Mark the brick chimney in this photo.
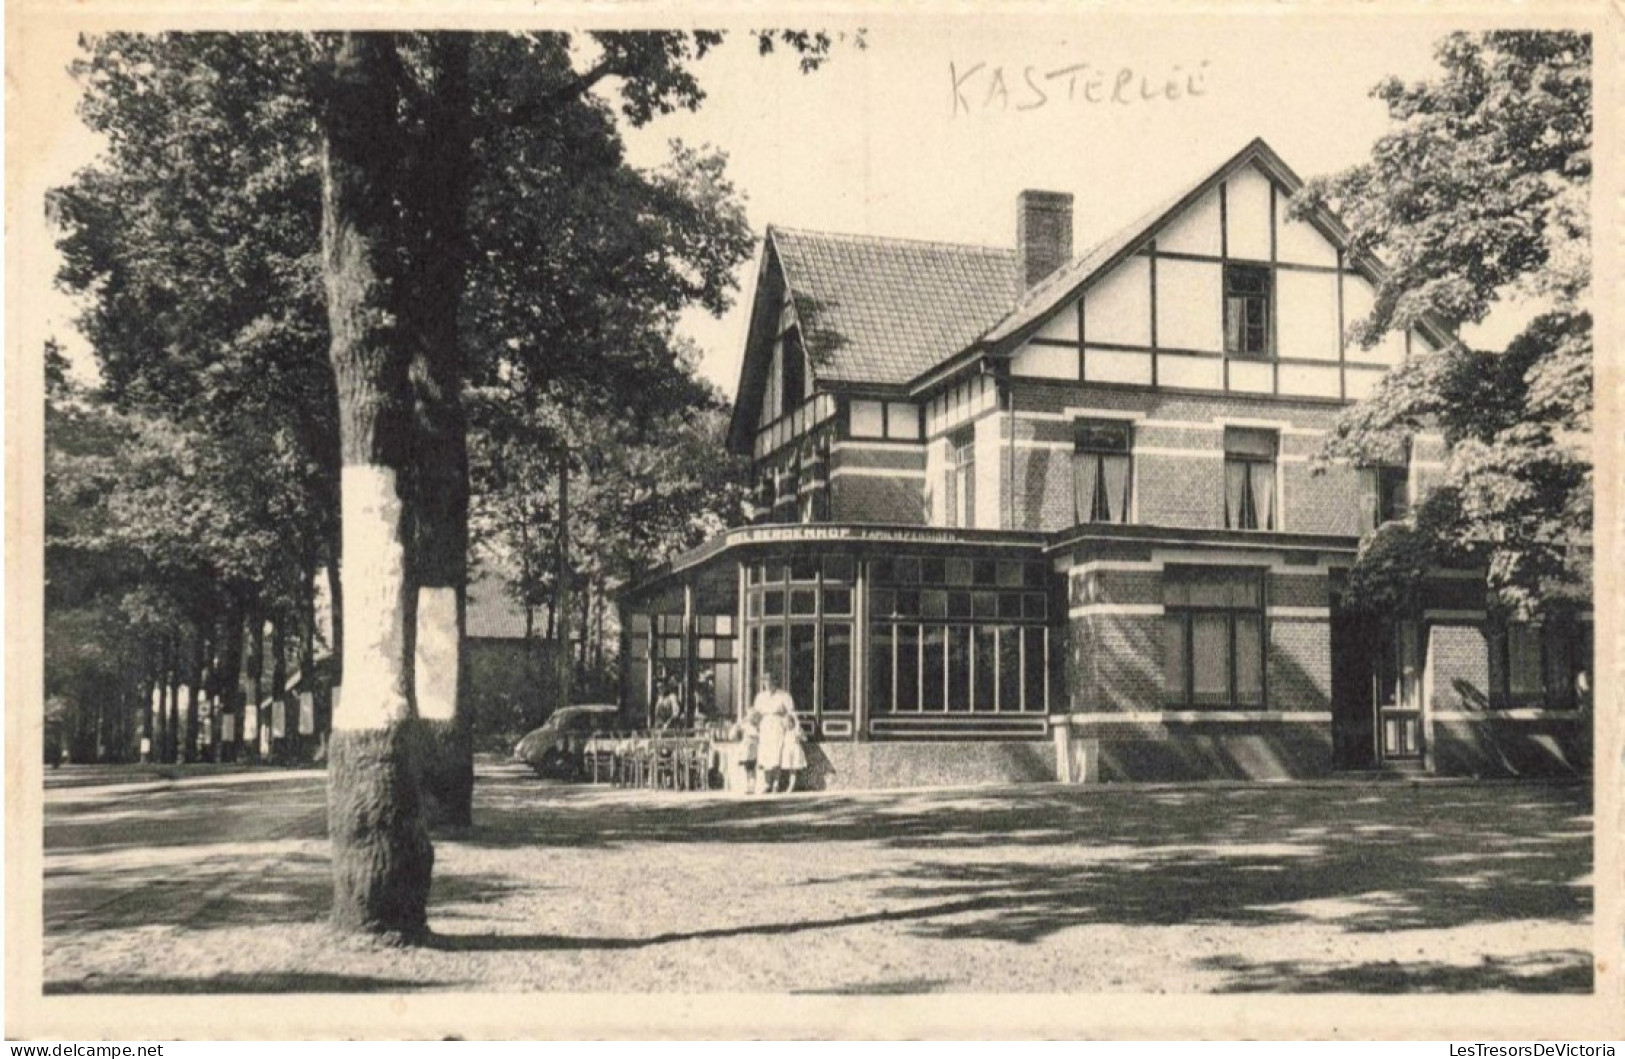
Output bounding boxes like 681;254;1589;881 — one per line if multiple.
1017;189;1074;292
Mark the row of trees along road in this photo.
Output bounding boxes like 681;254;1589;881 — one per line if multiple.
48;29;858;938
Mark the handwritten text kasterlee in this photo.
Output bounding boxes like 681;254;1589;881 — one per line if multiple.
951;60;1212;115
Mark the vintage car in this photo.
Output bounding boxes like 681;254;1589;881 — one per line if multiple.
512;703;622;778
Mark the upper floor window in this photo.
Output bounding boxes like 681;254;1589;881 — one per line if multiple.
1074;419;1132;524
947;429;975;529
1224;427;1277;531
1224;264;1272;358
1358;444;1412;533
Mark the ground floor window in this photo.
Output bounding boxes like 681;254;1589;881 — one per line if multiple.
1163;566;1265;708
743;554;856;717
1492;615;1591;709
870;622;1047;713
868;553;1050;714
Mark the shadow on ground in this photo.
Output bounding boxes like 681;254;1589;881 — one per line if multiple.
44;767;1594;993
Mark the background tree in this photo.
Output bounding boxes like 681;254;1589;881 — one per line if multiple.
51;33;336;765
1295;30;1591;619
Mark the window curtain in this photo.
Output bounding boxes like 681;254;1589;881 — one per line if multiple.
1248;460;1275;530
1101;454;1131;523
1225;298;1245;352
1225;460;1249;528
1074;453;1100;524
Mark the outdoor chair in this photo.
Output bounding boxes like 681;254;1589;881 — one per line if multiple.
586;732;617;784
682;739;711;790
651;737;681;790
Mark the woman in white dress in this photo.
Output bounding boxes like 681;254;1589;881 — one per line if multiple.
748;672;802;794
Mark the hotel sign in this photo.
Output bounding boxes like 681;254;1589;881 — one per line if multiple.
730;525;1039;548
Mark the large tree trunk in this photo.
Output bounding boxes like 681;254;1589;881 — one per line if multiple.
320;31;433;940
407;34;475;829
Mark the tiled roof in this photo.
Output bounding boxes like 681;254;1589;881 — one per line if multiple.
771;227;1017;386
466;569;531;640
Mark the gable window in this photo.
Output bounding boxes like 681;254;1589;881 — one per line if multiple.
780;329;806;416
1163;566;1265;708
1073;419;1133;524
1224;264;1272;357
947;429;975;529
1224;427;1277;530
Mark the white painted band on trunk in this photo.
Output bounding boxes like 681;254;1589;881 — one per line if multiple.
334;464;411;731
415;586;460;722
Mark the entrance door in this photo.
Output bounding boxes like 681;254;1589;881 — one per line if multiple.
1329;603;1380;770
1331;601;1423;769
1376;621;1423;763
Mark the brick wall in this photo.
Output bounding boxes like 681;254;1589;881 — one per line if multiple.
1267;571;1330;608
1004;380;1360;537
829;441;927;523
1282;461;1361;535
1067;612;1164;712
1070;569;1162;607
830;474;928;524
1268;619;1331;709
1429;623;1491;710
1137;453;1225;527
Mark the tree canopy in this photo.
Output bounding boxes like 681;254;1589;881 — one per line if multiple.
1295;30;1592;617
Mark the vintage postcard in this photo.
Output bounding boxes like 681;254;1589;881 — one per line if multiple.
6;0;1621;1040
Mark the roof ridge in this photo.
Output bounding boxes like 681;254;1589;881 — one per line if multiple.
770;224;1013;257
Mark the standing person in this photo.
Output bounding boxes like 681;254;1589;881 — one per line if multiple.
653;682;681;730
777;698;809;793
749;671;795;795
732;706;760;794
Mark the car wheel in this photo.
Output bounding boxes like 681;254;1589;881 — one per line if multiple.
536;748;576;780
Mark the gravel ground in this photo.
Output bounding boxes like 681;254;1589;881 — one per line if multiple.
43;762;1593;994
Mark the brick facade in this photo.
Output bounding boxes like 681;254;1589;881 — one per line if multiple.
1268;619;1331;710
1067;612;1164;713
1003;380;1365;537
1428;623;1491;711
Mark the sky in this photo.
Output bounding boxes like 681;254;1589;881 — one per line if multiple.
14;12;1519;397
